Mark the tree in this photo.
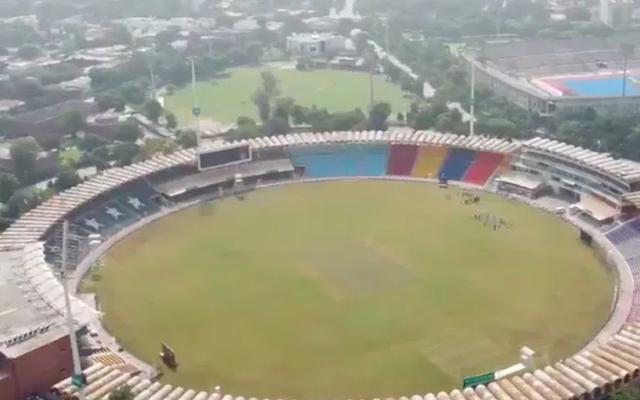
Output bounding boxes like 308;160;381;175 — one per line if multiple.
397;112;405;123
79;134;107;152
413;108;437;129
0;173;19;204
12;77;43;99
17;44;41;60
10;137;41;185
53;166;81;192
368;102;392;131
165;112;177;129
144;99;163;123
435;109;466;134
260;70;280;98
565;6;591;22
273;97;295;120
139;138;178;160
109;385;135;400
61;111;85;136
478;118;518;138
116;119;141;142
228;116;261;140
97;93;126;112
264;117;290;136
291;105;308;125
120;82;146;104
108;25;132;45
176;130;197;148
4;190;43;219
113;142;140;166
253;89;271;122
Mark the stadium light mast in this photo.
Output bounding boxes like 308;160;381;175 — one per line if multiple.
470;60;476;136
496;0;507;38
149;62;157;100
366;46;377;107
61;220;86;400
384;11;390;54
189;57;201;149
621;43;635;97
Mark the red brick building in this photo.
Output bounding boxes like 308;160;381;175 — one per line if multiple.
0;327;73;400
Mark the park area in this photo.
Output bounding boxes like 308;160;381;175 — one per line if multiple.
163;67;411;125
92;181;613;399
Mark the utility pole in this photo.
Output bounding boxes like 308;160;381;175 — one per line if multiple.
470;61;476;136
190;58;201;149
369;53;376;107
496;0;507;38
621;43;634;97
149;62;157;100
61;221;85;400
384;13;390;54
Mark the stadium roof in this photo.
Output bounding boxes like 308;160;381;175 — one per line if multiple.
156;158;294;197
523;137;640;183
11;99;96;124
480;34;640;63
0;149;197;251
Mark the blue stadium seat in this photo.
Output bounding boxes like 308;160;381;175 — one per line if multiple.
438;149;476;181
289;144;389;178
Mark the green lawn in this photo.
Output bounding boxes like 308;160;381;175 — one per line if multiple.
163;67;411;124
96;181;613;399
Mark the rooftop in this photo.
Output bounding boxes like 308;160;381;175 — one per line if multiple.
523;137;640;183
12;99;96;124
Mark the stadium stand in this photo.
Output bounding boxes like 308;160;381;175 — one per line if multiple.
412;145;448;178
513;138;640;217
606;217;640;320
465;34;640;115
439;149;477;181
463;152;505;185
289;144;388;178
387;144;418;176
8;130;640;400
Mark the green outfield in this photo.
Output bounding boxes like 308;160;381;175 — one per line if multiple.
163;67;411;124
95;181;613;399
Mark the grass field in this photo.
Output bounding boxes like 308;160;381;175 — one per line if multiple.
96;181;614;399
163;67;411;124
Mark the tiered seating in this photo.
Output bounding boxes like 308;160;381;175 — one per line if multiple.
411;146;448;178
42;182;165;267
438;148;477;181
15;131;640;400
606;217;640;320
289;144;388;178
463;152;505;185
386;144;418;176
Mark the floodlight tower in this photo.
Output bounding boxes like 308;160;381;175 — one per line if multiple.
470;60;476;136
61;220;85;400
365;46;377;107
496;0;507;38
149;62;157;100
621;43;635;97
384;9;390;54
189;57;202;149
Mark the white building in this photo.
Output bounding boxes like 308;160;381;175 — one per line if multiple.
286;33;347;56
600;0;633;28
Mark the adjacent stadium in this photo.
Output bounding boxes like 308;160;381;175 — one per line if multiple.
5;130;640;400
466;34;640;114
